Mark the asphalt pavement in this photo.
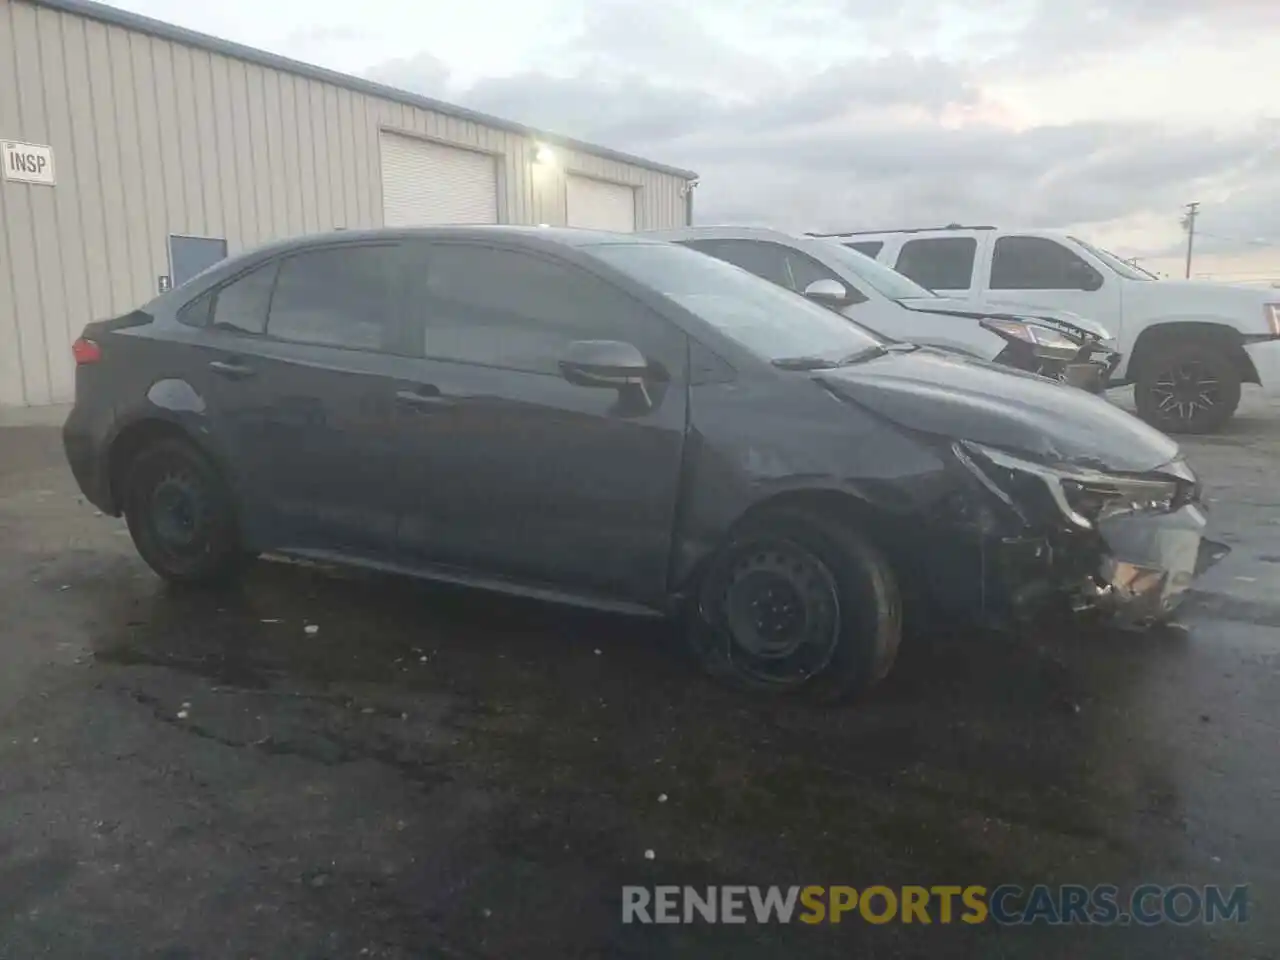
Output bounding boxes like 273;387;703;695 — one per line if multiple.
0;391;1277;959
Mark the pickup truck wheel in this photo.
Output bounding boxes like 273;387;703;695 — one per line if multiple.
122;438;246;585
687;508;902;703
1134;340;1241;434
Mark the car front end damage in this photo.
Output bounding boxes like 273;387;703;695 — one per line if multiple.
810;345;1223;629
980;318;1121;393
897;298;1122;392
946;441;1225;628
1057;346;1122;393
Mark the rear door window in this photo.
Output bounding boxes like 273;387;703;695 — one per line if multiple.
266;245;398;351
894;237;977;290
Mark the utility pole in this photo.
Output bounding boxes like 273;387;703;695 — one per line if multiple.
1182;201;1200;279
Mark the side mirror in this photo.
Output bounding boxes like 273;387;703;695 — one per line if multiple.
1071;263;1104;292
559;339;650;388
803;278;853;308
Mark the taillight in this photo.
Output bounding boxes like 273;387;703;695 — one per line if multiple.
72;337;102;365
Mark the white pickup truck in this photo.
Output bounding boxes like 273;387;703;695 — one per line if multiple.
810;225;1280;433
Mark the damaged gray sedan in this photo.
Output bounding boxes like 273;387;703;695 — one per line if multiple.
64;228;1223;704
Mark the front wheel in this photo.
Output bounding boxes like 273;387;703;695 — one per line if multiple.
122;438;247;585
1133;340;1242;434
687;508;902;703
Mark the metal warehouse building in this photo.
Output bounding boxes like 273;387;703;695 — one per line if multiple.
0;0;698;408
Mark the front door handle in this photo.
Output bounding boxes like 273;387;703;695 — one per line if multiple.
395;388;455;411
209;359;256;380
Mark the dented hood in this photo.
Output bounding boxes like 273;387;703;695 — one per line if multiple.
818;347;1180;472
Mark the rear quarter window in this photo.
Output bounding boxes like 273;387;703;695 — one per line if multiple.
177;292;214;328
844;241;884;258
209;262;278;336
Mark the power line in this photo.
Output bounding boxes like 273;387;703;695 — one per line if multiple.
1196;232;1280;249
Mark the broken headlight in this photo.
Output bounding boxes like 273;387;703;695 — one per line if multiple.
955;441;1190;529
979;318;1082;361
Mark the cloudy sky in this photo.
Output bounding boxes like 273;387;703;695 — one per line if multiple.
116;0;1280;281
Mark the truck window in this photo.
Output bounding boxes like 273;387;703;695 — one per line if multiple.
990;236;1104;290
894;237;976;290
844;241;883;258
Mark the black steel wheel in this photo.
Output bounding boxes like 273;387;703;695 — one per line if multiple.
1134;340;1241;434
123;437;246;584
688;508;901;703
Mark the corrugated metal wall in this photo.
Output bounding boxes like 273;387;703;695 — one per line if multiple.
0;0;691;406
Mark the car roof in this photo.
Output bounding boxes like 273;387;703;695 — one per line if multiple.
640;225;805;244
805;226;1086;243
640;224;893;265
241;225;666;259
806;225;998;238
151;226;673;310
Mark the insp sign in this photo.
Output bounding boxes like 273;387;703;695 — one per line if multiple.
2;140;56;185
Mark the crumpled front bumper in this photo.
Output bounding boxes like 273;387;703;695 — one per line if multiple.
920;444;1223;630
1050;346;1123;393
1061;361;1110;393
1079;504;1227;626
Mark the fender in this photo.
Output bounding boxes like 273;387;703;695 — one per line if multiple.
1119;317;1258;381
667;407;956;599
102;379;242;514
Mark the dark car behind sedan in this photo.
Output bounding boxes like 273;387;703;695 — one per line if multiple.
65;227;1220;702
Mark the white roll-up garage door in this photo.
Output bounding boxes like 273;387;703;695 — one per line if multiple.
566;175;636;232
380;132;499;226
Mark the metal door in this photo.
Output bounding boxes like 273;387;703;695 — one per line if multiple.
170;235;228;287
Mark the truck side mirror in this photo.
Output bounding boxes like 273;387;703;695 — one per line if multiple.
1072;263;1104;292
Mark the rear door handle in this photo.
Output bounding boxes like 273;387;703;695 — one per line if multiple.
209;359;256;380
395;388;455;411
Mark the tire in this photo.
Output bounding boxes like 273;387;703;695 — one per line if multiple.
1133;339;1242;434
122;437;246;585
687;508;902;703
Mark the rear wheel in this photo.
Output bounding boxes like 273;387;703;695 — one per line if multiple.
687;508;902;703
122;438;246;585
1134;339;1241;434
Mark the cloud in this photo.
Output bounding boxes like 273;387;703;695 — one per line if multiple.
365;51;452;98
362;0;1280;259
283;23;368;47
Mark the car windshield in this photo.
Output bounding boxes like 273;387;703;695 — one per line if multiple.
586;242;887;363
1070;237;1158;280
814;241;939;299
